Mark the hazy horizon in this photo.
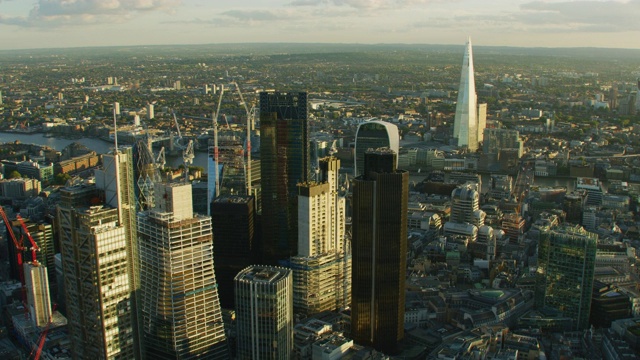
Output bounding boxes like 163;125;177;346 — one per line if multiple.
1;0;639;51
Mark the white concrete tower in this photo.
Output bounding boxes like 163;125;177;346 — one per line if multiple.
453;38;478;151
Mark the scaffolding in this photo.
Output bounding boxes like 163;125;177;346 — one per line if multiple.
138;210;228;359
290;253;351;317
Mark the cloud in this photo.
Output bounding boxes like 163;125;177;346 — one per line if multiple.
519;0;640;32
409;0;640;34
288;0;445;10
219;10;287;22
0;0;181;27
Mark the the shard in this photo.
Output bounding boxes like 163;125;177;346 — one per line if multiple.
453;37;479;151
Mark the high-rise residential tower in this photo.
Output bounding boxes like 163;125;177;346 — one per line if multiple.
138;182;228;359
235;265;293;360
351;148;408;355
23;262;52;328
290;157;350;316
57;185;137;359
453;38;486;151
260;91;310;264
536;224;597;330
354;120;399;177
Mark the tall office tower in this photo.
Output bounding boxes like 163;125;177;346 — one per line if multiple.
138;182;228;359
146;103;154;120
352;149;408;355
210;195;256;309
536;224;597;330
57;187;136;359
0;90;3;105
291;157;350;316
114;102;120;115
453;38;478;150
95;146;142;358
609;85;618;110
235;265;293;360
260;91;310;264
24;263;52;328
354;120;399;177
477;103;487;144
450;184;481;224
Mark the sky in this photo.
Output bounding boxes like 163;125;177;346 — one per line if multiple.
0;0;638;50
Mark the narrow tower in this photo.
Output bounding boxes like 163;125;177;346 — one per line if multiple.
453;38;479;151
260;91;310;264
351;148;408;355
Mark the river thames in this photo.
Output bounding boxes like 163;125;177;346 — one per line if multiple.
0;132;206;169
0;132;581;192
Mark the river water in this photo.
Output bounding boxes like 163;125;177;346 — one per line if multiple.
0;132;208;169
0;132;580;191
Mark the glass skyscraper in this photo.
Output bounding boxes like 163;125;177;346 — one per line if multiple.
536;224;597;330
259;91;309;264
351;148;408;355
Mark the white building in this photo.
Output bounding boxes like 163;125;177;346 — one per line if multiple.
146;103;154;120
23;263;52;328
292;157;350;316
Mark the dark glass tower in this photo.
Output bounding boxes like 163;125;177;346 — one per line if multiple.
210;195;256;309
259;92;309;265
351;148;408;355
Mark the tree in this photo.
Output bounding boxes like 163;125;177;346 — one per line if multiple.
54;173;71;185
7;170;21;179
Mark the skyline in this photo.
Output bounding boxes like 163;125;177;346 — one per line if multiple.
0;0;639;50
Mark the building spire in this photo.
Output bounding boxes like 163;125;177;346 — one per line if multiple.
453;38;478;151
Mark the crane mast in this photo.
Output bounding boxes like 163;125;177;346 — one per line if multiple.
16;214;39;265
0;207;27;316
213;86;225;199
233;82;253;196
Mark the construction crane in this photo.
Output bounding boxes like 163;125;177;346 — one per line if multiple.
16;215;39;265
0;207;28;317
29;304;57;360
233;82;253;196
212;86;225;199
155;146;166;172
172;112;195;182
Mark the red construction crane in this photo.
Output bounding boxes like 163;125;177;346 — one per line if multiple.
29;304;57;360
16;214;39;265
0;207;28;317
